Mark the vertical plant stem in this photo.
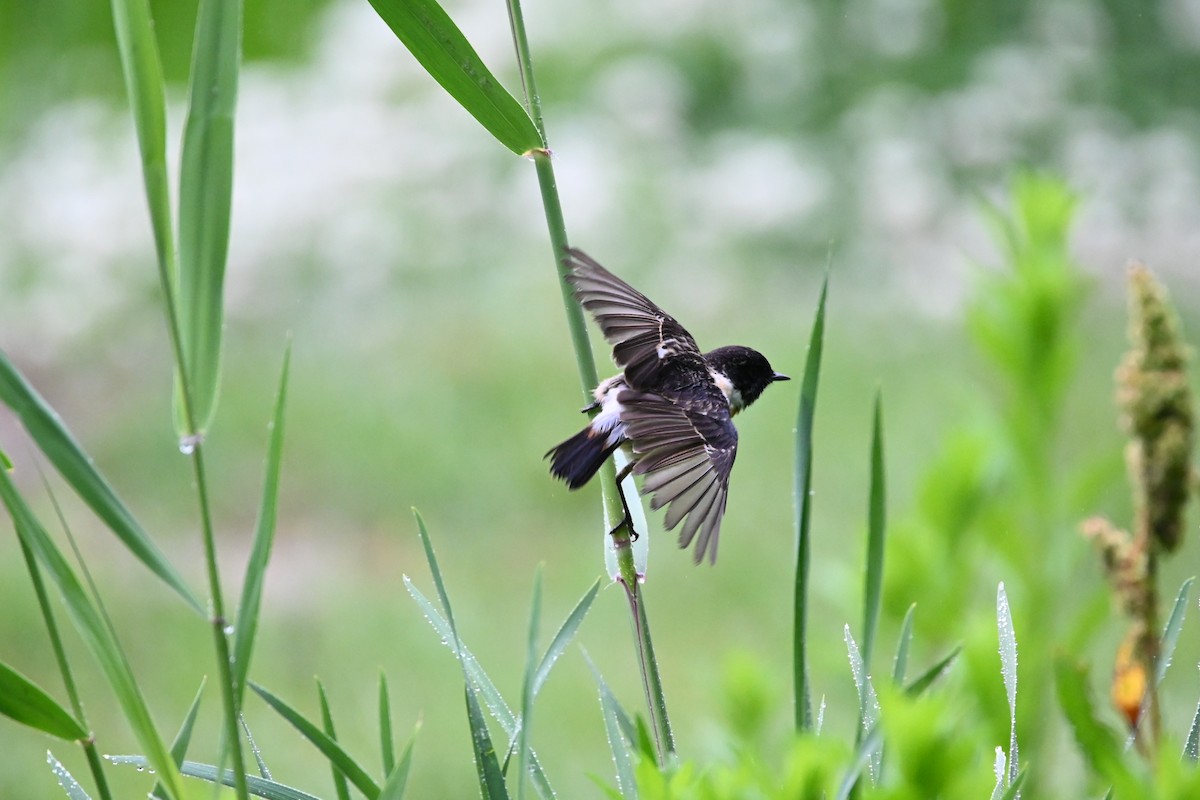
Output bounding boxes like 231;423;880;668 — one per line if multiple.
18;537;114;800
190;444;249;799
506;0;673;762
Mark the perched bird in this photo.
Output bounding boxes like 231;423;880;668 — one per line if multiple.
547;249;789;564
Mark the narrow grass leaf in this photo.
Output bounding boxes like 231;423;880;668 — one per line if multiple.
844;625;881;781
997;771;1027;800
233;345;291;705
404;575;556;798
406;517;557;799
996;582;1019;787
1054;656;1139;794
114;756;321;800
48;751;92;800
365;0;540;154
0;354;201;613
793;274;828;731
379;672;395;774
583;652;638;800
532;578;600;697
834;724;883;800
0;470;186;799
466;683;511;799
1156;576;1193;686
242;716;272;780
0;660;87;741
861;390;886;670
990;747;1006;800
1185;698;1200;760
516;568;543;800
175;0;242;433
250;682;380;799
151;679;206;800
892;604;916;686
108;0;177;301
317;681;351;800
904;646;962;697
379;726;418;800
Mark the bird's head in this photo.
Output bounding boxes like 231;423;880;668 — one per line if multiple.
704;345;789;413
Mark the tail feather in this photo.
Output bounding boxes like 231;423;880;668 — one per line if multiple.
546;427;619;489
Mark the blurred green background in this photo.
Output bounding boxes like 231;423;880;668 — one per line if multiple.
1;0;1199;797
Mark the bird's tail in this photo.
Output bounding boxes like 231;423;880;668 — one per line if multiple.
546;426;619;490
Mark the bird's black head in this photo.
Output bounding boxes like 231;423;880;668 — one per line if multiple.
704;345;789;412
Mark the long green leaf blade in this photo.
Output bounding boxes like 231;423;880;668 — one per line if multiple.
365;0;541;154
108;0;177;300
861;390;886;671
532;578;600;698
0;354;201;613
466;683;510;800
996;582;1018;787
176;0;242;434
379;671;395;774
48;751;93;800
904;646;962;697
151;679;206;800
379;726;418;800
1156;576;1193;686
114;756;322;800
0;660;87;741
516;568;543;800
233;346;291;704
250;682;380;799
892;604;916;686
0;471;186;800
793;273;829;731
317;680;351;800
583;652;637;800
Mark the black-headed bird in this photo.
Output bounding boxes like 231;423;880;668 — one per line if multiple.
547;249;789;564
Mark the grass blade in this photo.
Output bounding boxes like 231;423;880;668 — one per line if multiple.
996;582;1019;788
379;725;418;800
466;683;511;799
532;578;600;698
0;470;186;799
997;771;1028;800
794;273;829;732
861;390;886;671
1156;576;1193;686
404;569;557;798
516;568;543;800
232;346;291;705
48;751;93;800
892;604;916;686
114;756;322;800
0;354;201;613
108;0;177;301
366;0;540;154
1185;697;1200;760
0;660;87;741
317;681;351;800
175;0;242;434
844;626;882;782
151;679;206;800
904;646;962;697
379;672;395;774
250;682;380;799
583;652;638;799
834;724;883;800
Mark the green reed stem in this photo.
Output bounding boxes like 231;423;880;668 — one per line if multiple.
505;0;673;762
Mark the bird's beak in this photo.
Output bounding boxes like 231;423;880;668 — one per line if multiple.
773;372;790;382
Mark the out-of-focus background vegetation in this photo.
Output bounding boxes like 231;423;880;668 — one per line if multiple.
1;0;1198;796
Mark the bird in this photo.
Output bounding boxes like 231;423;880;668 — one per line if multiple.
546;248;789;564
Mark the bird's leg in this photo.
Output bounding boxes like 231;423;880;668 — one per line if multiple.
609;461;639;542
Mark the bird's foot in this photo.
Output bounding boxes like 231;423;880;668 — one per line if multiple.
608;513;639;542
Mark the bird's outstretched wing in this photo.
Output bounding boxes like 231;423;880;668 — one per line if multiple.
565;248;706;390
620;390;738;564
